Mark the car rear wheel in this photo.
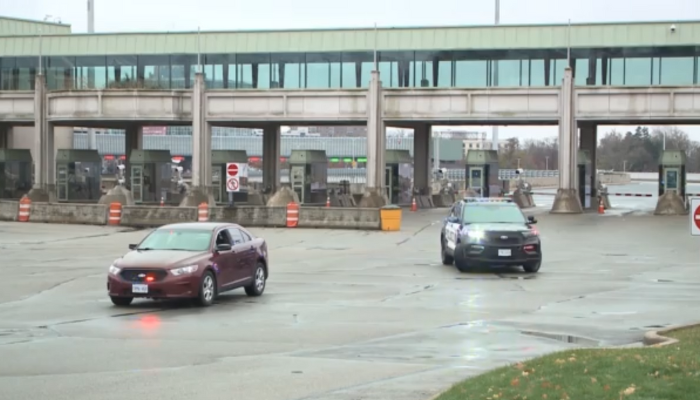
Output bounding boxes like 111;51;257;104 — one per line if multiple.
110;296;133;307
523;261;541;273
196;271;216;307
244;262;266;297
441;240;454;265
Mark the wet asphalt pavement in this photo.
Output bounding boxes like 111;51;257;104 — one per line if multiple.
0;207;699;400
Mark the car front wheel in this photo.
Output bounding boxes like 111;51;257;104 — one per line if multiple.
245;263;266;297
441;240;454;265
196;271;216;307
110;296;133;307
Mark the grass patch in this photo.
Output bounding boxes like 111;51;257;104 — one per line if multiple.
435;325;700;400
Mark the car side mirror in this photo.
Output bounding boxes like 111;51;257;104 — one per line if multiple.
128;244;137;250
215;243;232;252
527;216;537;224
446;216;460;224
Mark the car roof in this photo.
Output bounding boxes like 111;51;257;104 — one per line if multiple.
460;198;516;206
157;222;240;231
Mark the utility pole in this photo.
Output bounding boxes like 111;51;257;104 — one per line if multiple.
87;0;97;150
491;0;500;152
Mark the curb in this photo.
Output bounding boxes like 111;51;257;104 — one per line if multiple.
642;322;700;347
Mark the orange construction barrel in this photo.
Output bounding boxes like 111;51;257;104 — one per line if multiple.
198;202;209;222
108;202;122;225
18;195;31;222
286;202;299;228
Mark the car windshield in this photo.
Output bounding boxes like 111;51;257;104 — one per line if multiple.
137;229;212;251
461;204;526;224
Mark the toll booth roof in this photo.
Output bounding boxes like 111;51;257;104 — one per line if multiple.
659;150;687;165
289;150;327;164
212;150;248;164
129;150;173;163
56;149;102;163
0;149;32;162
385;149;412;164
466;150;499;164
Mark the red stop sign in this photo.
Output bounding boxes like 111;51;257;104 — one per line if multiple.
694;203;700;230
227;163;238;177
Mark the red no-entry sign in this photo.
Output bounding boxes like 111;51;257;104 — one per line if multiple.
226;163;238;177
691;197;700;236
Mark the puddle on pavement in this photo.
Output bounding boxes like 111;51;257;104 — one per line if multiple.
520;330;601;346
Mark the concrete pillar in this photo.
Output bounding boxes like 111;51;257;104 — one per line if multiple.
262;124;281;193
359;70;388;207
27;74;55;202
123;125;143;188
0;126;9;148
180;73;215;206
580;124;597;208
413;123;432;195
550;67;582;214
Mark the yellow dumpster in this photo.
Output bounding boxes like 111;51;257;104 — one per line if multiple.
380;205;402;231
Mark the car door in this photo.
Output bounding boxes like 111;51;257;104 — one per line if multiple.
227;228;255;282
212;229;239;288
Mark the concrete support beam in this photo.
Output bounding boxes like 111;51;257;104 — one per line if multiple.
580;124;597;209
360;70;388;207
262;124;281;193
181;73;215;206
0;126;9;148
551;67;582;214
27;75;55;203
413;123;432;195
123;125;143;188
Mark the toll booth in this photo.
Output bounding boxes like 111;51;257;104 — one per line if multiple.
128;150;173;204
385;149;413;205
0;149;32;199
212;150;249;204
578;150;593;209
465;150;500;197
289;150;328;204
658;150;686;198
55;149;102;202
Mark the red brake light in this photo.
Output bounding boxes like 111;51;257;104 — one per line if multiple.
145;276;155;282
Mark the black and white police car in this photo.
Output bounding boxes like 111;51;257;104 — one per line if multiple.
440;197;542;273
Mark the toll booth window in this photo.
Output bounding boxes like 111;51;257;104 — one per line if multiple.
666;170;678;190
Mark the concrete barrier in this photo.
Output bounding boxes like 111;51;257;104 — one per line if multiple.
298;207;381;230
208;206;287;227
29;203;108;225
0;200;18;221
120;206;197;227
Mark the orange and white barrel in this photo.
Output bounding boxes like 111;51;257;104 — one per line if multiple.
18;195;31;222
286;202;299;228
108;202;122;225
198;202;209;222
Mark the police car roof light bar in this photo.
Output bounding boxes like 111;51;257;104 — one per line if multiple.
463;197;514;203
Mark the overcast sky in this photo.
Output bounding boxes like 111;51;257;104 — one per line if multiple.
1;0;699;141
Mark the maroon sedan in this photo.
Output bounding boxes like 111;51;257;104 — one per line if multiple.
107;222;269;307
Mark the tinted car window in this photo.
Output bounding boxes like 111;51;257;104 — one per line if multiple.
215;230;232;246
462;204;526;224
227;229;246;245
139;229;212;251
239;230;252;242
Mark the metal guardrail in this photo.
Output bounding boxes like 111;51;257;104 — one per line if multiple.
246;168;559;180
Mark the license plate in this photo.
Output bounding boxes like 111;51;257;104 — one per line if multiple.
498;249;511;257
132;284;148;294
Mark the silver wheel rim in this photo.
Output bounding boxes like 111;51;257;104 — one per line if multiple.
202;275;214;302
255;267;265;292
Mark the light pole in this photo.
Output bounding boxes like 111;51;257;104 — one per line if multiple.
545;156;549;170
491;0;500;152
87;0;96;150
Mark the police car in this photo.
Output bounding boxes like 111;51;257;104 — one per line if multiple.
440;197;542;273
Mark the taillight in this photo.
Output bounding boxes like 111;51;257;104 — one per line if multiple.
531;228;539;236
145;276;155;282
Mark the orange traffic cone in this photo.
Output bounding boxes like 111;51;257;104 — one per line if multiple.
325;196;331;208
598;197;604;214
411;197;418;212
160;197;165;207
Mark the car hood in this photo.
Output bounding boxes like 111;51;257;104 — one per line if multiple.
116;250;208;269
463;223;529;232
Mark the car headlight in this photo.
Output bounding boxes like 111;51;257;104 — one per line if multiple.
108;265;121;275
170;265;199;276
466;230;485;240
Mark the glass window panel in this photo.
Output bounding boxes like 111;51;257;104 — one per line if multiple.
574;58;588;85
492;60;521;87
15;57;38;90
414;52;450;87
341;52;373;88
624;57;651;85
520;59;530;86
203;54;227;89
1;57;16;90
660;57;694;85
46;57;75;90
306;52;340;89
138;55;170;89
530;59;545;86
235;53;270;89
607;58;624;85
171;55;196;89
107;55;137;88
695;56;699;85
75;56;107;89
377;52;402;88
454;52;488;87
550;59;567;86
651;57;661;85
270;53;304;89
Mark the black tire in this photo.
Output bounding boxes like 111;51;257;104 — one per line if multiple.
196;271;217;307
441;238;454;265
110;296;133;307
453;247;471;273
523;261;541;273
244;262;266;297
